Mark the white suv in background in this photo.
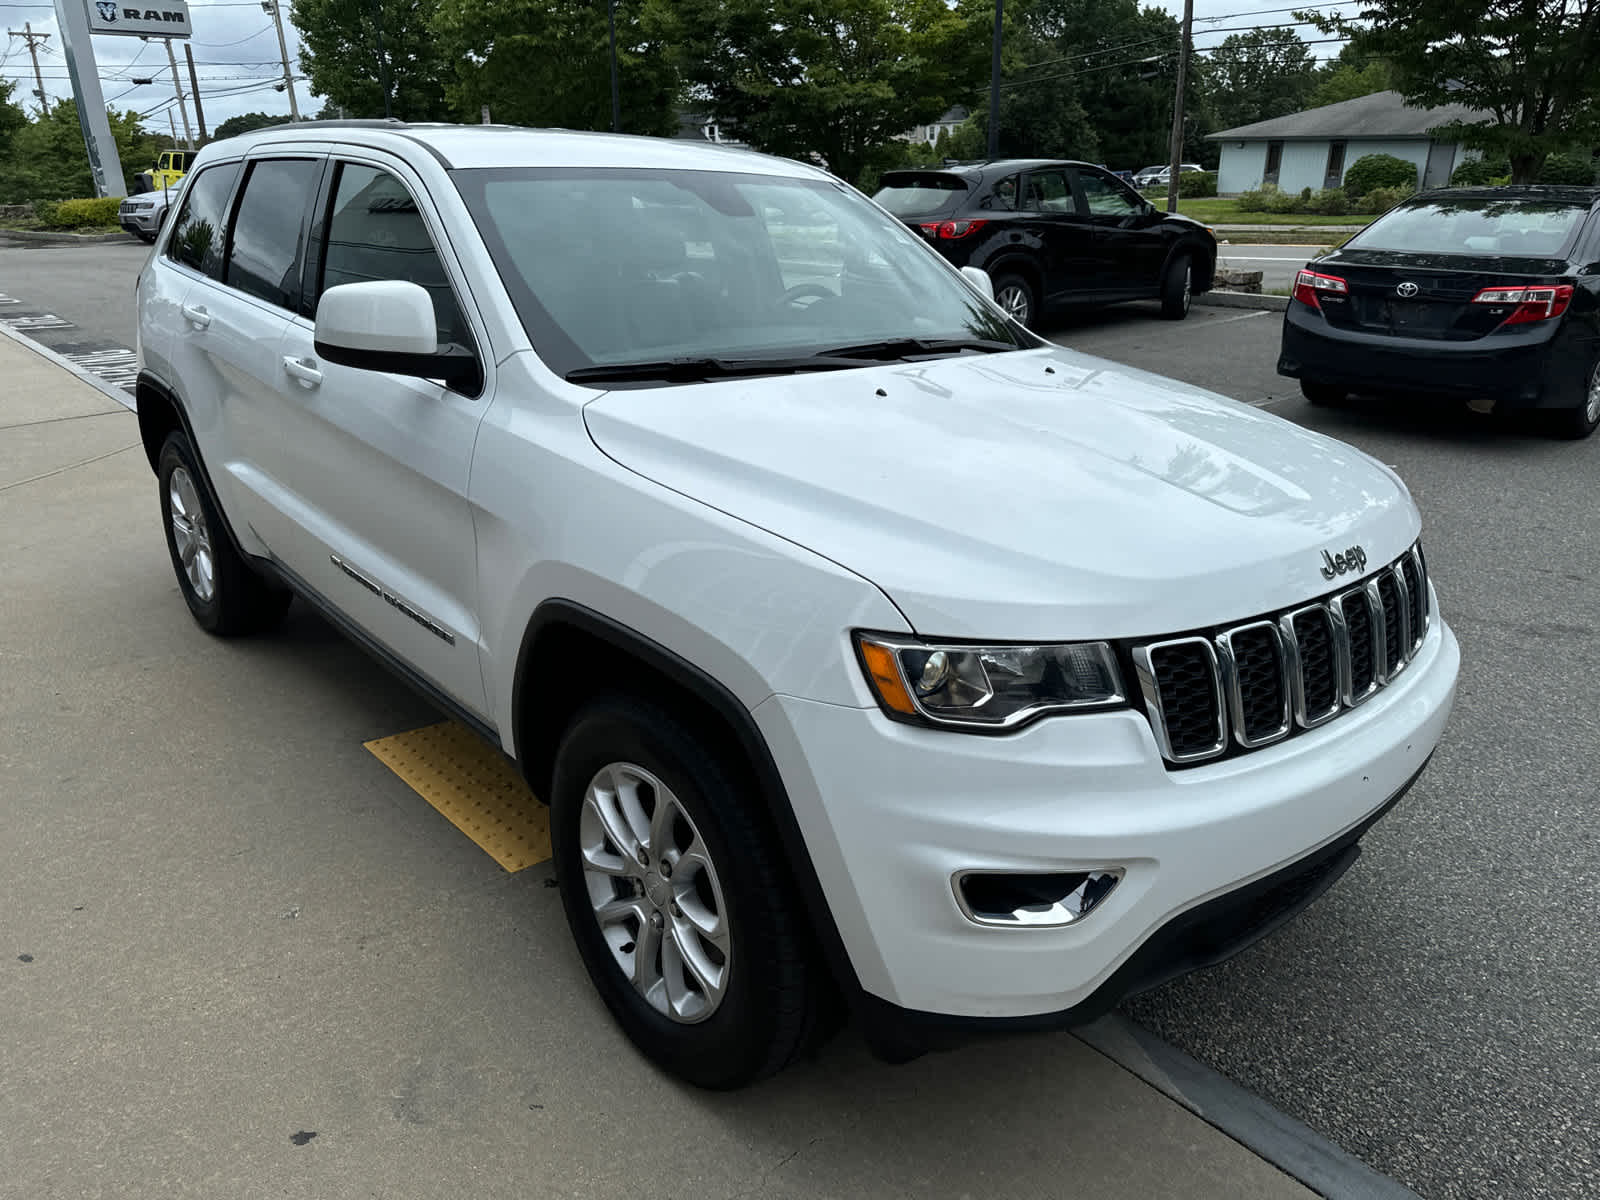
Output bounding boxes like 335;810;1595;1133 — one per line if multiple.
133;122;1459;1089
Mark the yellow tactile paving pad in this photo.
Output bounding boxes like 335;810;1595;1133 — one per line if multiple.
365;721;551;872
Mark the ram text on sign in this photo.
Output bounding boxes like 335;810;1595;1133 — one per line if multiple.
86;0;192;39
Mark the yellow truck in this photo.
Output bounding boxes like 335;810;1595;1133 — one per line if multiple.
133;149;194;195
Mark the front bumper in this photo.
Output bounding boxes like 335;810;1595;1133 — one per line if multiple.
1277;302;1572;409
119;209;160;235
754;613;1459;1023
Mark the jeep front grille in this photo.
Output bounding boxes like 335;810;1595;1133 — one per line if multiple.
1132;543;1430;766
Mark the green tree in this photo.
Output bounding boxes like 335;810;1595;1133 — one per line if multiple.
1204;28;1317;131
292;0;454;120
1308;60;1392;109
1306;0;1600;183
661;0;989;186
0;101;162;203
0;79;27;161
212;112;294;141
433;0;676;134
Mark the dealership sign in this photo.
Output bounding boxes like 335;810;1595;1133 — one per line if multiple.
87;0;192;38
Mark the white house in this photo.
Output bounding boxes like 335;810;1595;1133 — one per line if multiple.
1208;91;1486;195
901;106;969;147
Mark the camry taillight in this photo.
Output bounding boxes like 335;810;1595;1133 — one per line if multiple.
1293;269;1348;309
1471;284;1574;325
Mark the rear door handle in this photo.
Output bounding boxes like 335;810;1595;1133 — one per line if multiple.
282;356;323;387
180;303;210;329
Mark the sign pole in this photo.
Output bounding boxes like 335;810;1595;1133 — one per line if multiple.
52;0;126;197
163;36;193;148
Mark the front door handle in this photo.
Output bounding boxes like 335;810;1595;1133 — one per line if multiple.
282;355;323;387
180;303;210;329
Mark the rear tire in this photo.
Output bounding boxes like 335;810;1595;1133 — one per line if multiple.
550;694;825;1089
157;432;291;636
1301;379;1346;407
1159;253;1192;320
1550;359;1600;439
990;272;1038;329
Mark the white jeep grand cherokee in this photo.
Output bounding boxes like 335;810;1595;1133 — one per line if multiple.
133;122;1460;1089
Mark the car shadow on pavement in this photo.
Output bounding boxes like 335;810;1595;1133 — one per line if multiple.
1302;392;1578;449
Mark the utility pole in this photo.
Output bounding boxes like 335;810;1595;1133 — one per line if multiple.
262;0;300;120
607;0;619;133
1165;0;1193;214
184;43;208;142
7;22;51;116
987;0;1003;158
371;0;392;118
162;38;194;148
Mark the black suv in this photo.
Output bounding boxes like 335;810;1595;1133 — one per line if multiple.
874;159;1217;327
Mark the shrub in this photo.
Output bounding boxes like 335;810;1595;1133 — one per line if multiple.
33;197;122;229
1359;184;1415;213
1537;152;1597;186
1236;184;1273;212
1343;153;1419;198
1178;170;1217;198
1450;156;1511;187
1306;188;1350;215
1266;187;1305;214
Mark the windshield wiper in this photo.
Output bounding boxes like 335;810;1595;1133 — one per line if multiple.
565;355;877;384
811;336;1020;360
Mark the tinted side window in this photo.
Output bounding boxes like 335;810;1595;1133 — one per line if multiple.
166;161;241;279
1074;169;1142;217
224;158;320;309
983;174;1019;211
318;163;468;346
1024;170;1073;213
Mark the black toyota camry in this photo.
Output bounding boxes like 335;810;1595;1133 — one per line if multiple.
1278;185;1600;438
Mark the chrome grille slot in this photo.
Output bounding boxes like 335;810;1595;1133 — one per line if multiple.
1134;542;1430;766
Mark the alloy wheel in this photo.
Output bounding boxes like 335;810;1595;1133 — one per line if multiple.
168;466;216;603
996;284;1030;323
1587;361;1600;426
578;762;731;1023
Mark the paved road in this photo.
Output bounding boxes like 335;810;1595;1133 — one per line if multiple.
1048;302;1599;1200
1214;243;1321;293
5;243;1599;1198
1;241;151;393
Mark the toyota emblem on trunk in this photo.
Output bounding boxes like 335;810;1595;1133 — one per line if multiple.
1396;281;1419;298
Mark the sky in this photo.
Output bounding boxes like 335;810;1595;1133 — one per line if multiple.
0;0;1366;147
1;0;308;136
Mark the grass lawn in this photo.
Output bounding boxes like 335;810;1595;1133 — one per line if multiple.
1141;196;1375;226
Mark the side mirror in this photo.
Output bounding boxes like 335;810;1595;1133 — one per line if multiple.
314;280;479;392
960;265;995;301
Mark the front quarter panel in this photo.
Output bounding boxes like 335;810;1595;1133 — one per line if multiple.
471;353;909;756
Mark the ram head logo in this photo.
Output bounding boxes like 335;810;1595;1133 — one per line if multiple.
95;2;118;19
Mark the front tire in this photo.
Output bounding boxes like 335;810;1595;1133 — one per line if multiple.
990;272;1038;329
550;695;824;1089
1159;253;1192;319
157;431;291;635
1300;379;1346;407
1550;359;1600;439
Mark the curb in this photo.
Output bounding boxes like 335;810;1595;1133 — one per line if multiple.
1076;1015;1423;1200
1198;290;1289;312
0;321;137;412
0;228;135;247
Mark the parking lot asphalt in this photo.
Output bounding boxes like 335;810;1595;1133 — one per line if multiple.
1214;243;1321;293
1049;302;1600;1200
4;243;1598;1198
0;325;1315;1198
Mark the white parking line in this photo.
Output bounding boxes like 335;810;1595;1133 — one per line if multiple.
1200;310;1274;327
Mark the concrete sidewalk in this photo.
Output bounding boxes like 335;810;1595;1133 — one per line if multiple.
1;331;1316;1199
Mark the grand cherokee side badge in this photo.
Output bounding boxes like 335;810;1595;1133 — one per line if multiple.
1320;545;1368;580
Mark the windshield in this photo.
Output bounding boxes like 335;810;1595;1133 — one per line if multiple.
872;172;969;217
1348;197;1589;258
452;166;1022;380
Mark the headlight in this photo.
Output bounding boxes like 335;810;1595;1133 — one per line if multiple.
855;633;1125;729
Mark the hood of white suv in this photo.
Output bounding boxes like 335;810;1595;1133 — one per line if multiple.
581;346;1420;640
